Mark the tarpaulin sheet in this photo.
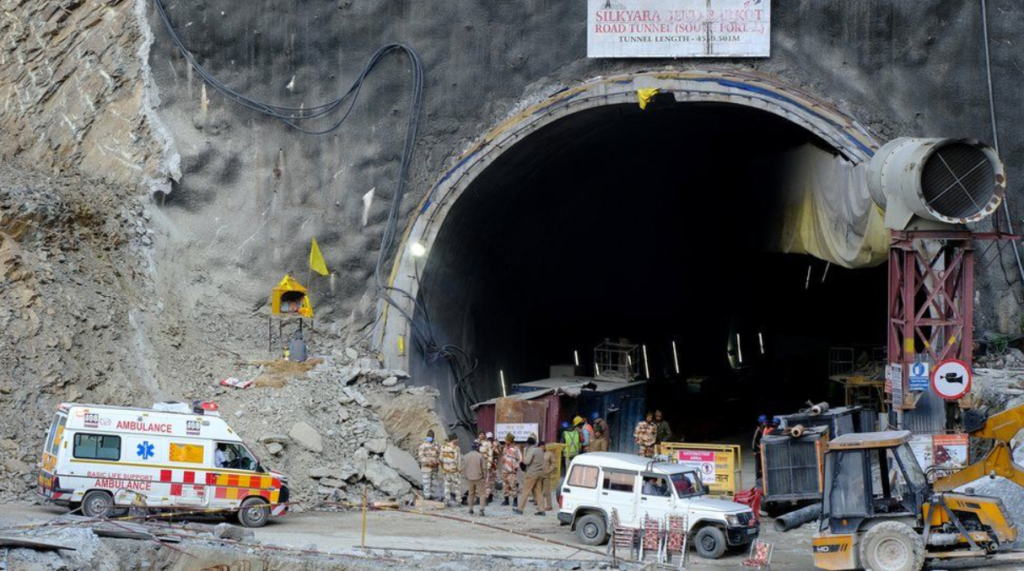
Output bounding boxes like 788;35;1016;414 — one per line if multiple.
777;145;889;269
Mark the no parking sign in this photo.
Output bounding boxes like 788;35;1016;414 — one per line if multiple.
931;359;971;401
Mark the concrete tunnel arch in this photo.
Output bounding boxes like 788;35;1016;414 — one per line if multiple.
377;69;885;431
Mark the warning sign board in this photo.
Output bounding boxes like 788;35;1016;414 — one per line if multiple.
931;359;971;401
908;361;930;392
660;443;741;496
677;450;716;479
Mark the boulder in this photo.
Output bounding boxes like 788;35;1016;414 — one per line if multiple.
363;458;412;498
344;348;359;360
0;439;18;452
308;467;333;479
288;422;323;453
214;523;255;542
320;478;346;489
364;437;388;454
259;434;289;445
266;442;284;455
384;444;422;485
382;376;398;387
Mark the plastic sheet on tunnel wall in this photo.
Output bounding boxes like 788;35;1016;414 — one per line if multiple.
776;145;890;269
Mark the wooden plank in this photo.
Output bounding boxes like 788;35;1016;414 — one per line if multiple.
0;535;76;551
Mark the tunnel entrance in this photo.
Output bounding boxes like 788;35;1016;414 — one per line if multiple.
383;72;886;440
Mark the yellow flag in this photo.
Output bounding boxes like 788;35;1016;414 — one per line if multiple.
637;88;659;110
309;238;329;276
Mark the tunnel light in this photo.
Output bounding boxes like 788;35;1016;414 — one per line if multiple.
758;332;765;355
574;350;580;367
642;345;650;379
821;262;831;284
672;341;680;375
805;265;812;290
595;362;601;377
500;369;507;397
737;334;744;364
627;354;633;368
409;241;427;257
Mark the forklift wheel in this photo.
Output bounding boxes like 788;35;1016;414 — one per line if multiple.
859;521;925;571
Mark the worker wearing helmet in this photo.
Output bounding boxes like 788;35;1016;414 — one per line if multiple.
479;431;496;503
592;412;610;447
575;415;595;452
752;415;770;482
561;420;581;467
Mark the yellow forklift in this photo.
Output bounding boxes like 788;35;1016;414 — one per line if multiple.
812;403;1024;571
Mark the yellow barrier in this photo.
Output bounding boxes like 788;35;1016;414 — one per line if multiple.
658;443;743;497
545;443;565;489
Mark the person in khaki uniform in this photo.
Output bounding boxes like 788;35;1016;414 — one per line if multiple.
463;441;487;516
440;433;462;506
590;428;610;452
416;430;440;500
514;435;546;516
476;431;495;503
500;433;522;505
541;441;557;511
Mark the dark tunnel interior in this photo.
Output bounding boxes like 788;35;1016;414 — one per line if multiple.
411;102;887;440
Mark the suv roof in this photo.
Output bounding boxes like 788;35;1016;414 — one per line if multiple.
571;452;688;474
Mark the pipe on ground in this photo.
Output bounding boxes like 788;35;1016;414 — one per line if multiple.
774;503;822;532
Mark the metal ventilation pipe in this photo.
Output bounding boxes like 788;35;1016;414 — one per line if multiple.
868;138;1005;230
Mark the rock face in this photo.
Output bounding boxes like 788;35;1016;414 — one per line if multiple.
288;421;323;453
0;0;173;187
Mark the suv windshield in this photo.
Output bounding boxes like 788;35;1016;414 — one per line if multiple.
670;471;705;497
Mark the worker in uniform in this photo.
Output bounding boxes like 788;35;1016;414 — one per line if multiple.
476;431;495;503
574;416;593;452
417;430;440;500
463;441;487;516
654;410;674;446
440;433;462;506
541;441;557;511
562;421;581;468
634;412;658;458
752;415;769;482
590;427;610;452
500;433;522;505
592;413;610;447
515;435;546;516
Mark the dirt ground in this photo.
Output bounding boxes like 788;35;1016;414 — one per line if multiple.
1;502;1015;571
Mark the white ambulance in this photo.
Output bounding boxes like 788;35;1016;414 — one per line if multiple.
37;402;289;527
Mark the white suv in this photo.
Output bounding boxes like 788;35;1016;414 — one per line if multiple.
557;452;758;559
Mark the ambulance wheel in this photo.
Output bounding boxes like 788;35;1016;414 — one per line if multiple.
694;526;727;559
238;497;270;528
576;514;607;545
82;490;114;518
859;521;925;571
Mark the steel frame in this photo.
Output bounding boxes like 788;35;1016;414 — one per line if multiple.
888;231;975;410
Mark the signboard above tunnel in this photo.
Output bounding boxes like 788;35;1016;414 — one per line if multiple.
587;0;770;58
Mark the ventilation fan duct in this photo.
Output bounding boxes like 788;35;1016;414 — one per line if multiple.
868;138;1005;230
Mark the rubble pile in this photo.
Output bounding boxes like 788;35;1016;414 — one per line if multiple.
192;350;446;507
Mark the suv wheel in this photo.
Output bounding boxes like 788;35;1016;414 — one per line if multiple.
576;513;607;545
694;526;727;559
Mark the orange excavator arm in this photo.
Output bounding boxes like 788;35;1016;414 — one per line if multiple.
933;403;1024;492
